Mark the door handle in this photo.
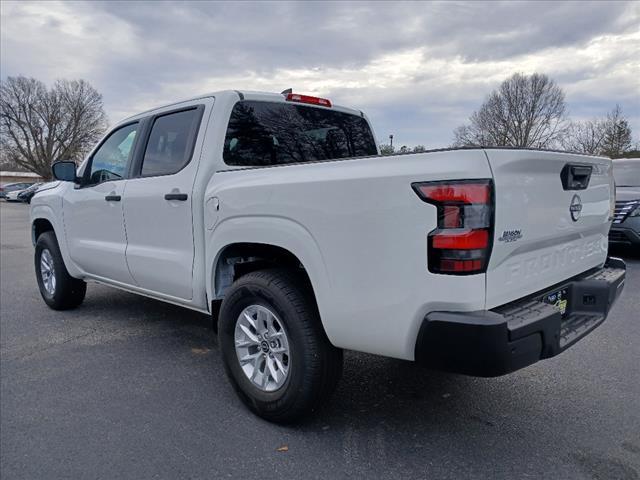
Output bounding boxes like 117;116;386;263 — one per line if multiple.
105;195;121;202
164;193;188;201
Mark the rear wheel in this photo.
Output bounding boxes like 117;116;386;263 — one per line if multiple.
35;231;86;310
218;269;342;423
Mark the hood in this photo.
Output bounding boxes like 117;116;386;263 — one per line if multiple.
615;185;640;202
36;181;60;193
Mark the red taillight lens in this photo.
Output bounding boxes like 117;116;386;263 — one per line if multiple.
431;229;489;249
415;183;490;204
285;93;332;107
413;180;493;275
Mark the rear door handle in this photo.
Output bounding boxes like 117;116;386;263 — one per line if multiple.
105;195;121;202
164;193;188;201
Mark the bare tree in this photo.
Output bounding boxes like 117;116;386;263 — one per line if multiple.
561;119;606;154
560;105;634;157
601;104;633;158
0;76;108;179
453;73;567;148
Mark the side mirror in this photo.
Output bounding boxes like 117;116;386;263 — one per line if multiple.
52;161;78;182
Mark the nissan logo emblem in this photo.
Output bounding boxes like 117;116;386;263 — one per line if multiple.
570;194;582;222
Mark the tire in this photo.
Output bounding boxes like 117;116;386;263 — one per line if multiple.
35;231;86;310
218;268;343;423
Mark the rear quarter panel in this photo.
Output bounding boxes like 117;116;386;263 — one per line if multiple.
206;150;493;360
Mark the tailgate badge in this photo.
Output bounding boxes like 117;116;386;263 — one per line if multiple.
498;229;522;243
570;194;582;221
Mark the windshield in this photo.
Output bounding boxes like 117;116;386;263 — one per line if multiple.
224;100;377;167
613;159;640;187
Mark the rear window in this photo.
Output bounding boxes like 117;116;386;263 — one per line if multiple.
223;100;377;167
613;159;640;187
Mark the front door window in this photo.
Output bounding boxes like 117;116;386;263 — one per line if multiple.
86;123;138;185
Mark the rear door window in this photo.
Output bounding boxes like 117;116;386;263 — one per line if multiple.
223;101;377;167
140;108;203;177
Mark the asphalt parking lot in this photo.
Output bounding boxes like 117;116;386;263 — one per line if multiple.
1;201;639;480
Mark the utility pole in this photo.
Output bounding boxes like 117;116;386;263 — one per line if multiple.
389;134;394;148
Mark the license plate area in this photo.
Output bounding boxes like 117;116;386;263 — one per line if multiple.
542;288;570;318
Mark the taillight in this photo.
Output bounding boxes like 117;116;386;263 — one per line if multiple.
412;180;494;275
285;93;332;107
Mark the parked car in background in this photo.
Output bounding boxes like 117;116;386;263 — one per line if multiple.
5;185;34;202
609;158;640;247
0;182;34;200
17;182;44;204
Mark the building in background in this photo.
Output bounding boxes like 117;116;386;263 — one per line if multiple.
0;171;43;185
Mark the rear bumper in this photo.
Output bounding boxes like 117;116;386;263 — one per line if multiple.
415;257;626;377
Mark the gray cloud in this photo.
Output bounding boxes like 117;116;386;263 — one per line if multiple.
1;0;638;147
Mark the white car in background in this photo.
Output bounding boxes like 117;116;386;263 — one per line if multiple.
1;182;34;200
5;187;30;202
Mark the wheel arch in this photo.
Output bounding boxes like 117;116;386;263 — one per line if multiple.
213;242;314;298
32;217;55;244
30;204;82;278
206;216;333;338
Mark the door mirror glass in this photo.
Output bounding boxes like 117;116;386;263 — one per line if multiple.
52;161;78;182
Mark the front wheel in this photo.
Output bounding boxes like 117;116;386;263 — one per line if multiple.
218;269;343;423
35;231;86;310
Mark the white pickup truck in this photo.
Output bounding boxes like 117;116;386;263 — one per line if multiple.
31;90;625;422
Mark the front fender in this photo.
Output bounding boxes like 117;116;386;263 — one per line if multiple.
30;199;83;278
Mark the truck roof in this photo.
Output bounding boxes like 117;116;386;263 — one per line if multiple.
120;90;363;124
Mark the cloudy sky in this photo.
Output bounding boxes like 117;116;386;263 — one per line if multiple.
1;0;639;148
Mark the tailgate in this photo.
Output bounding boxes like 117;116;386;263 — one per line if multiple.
485;149;613;309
